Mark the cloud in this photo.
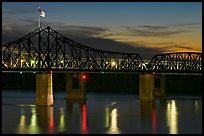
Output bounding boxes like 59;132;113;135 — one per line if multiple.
64;35;163;59
142;41;195;52
165;45;193;50
123;25;188;37
170;23;200;27
56;25;110;38
2;21;37;43
137;25;169;30
2;22;163;59
3;19;199;60
3;20;198;59
123;23;200;37
161;43;194;52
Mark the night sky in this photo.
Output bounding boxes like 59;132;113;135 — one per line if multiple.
2;2;202;59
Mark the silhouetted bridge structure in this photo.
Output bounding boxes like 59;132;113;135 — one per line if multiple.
2;26;202;73
2;26;202;105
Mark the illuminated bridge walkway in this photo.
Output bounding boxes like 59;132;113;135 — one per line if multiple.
2;26;202;105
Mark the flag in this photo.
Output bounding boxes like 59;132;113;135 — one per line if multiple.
39;7;46;18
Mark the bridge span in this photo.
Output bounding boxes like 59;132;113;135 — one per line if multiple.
2;26;202;105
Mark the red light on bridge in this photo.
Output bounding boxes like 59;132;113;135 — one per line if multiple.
81;74;87;80
49;68;53;74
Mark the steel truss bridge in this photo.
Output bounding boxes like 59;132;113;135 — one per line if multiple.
2;26;202;73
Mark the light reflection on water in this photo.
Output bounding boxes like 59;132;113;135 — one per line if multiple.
81;103;88;134
2;91;202;134
106;107;121;134
166;100;178;134
27;107;40;134
58;107;65;132
16;108;26;134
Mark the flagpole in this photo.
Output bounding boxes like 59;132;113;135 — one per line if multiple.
38;14;41;28
38;6;41;28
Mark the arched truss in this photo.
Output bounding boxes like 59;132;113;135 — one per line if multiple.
2;26;146;71
148;52;202;72
2;26;202;73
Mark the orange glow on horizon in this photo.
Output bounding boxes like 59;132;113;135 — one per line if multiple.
101;30;202;54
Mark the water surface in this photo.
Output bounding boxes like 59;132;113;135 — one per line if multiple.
2;90;202;134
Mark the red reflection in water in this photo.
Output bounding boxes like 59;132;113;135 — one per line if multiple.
152;108;156;134
48;110;55;134
81;104;88;134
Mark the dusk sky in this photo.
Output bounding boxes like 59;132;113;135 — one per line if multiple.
2;2;202;59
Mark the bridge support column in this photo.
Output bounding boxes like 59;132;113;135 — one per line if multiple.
154;74;166;97
36;73;53;106
139;74;155;101
66;73;86;100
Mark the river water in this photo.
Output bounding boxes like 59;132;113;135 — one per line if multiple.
2;90;202;134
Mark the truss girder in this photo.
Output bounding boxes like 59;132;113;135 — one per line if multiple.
148;52;202;72
2;26;146;71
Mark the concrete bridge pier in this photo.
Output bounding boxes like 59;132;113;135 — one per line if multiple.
139;73;166;102
139;73;155;101
66;73;86;100
154;74;166;98
36;73;53;106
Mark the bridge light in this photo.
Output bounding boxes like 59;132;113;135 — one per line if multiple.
49;70;53;74
31;60;35;64
20;59;24;67
48;67;53;74
31;60;35;67
81;74;87;80
20;71;23;74
111;60;116;67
